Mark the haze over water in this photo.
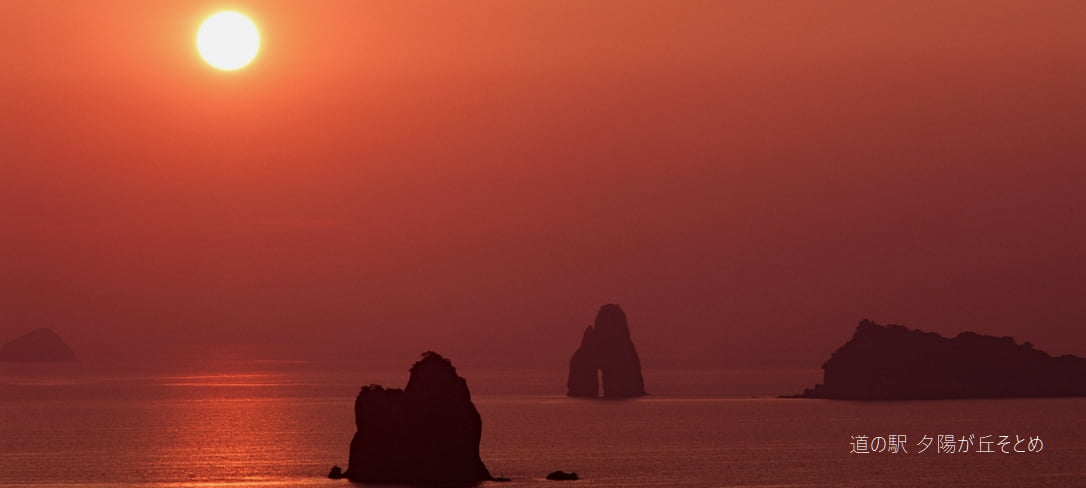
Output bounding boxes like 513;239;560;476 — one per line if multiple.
5;0;1086;368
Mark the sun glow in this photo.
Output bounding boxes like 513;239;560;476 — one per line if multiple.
197;11;260;71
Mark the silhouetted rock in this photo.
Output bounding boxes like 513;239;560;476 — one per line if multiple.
798;319;1086;400
546;470;579;481
0;328;76;362
567;304;646;398
327;465;344;479
342;351;493;483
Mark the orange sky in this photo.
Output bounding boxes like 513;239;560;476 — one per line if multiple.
3;1;1085;367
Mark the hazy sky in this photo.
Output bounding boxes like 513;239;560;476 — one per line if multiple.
2;1;1085;367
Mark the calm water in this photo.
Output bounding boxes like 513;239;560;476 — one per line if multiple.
1;360;1084;487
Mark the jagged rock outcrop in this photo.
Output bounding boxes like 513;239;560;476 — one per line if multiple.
342;351;493;483
567;304;646;398
0;328;77;362
799;319;1086;400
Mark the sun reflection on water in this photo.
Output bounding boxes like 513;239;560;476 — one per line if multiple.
140;394;350;484
161;373;286;387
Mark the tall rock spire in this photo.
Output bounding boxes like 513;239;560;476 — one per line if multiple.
567;304;646;398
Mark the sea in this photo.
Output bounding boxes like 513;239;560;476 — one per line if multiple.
2;359;1084;488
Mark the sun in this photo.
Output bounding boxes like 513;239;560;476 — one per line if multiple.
197;11;260;71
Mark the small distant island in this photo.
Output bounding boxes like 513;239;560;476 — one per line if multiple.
796;319;1086;400
333;351;494;483
567;304;646;398
0;328;77;362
